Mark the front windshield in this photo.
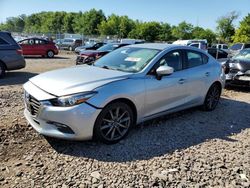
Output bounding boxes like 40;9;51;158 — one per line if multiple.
230;43;243;51
233;49;250;61
94;47;160;73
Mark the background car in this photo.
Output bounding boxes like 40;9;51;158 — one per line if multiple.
211;44;229;53
74;42;106;54
23;44;225;144
207;47;228;59
18;38;58;58
76;43;129;65
224;48;250;86
0;31;26;78
59;38;83;51
228;43;250;57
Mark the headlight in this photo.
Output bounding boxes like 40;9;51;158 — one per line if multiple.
50;91;97;107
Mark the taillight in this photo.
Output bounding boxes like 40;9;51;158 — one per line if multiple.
16;49;23;55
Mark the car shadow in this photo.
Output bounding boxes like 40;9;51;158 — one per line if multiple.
46;98;250;162
225;84;250;93
24;56;70;60
0;71;38;86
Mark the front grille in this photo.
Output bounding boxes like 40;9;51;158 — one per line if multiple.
25;92;41;116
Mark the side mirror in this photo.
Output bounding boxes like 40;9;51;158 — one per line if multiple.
156;65;174;80
156;65;174;76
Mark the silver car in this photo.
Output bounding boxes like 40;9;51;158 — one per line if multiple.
23;43;225;144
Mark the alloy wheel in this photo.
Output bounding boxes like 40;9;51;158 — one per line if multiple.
100;106;131;142
205;85;220;110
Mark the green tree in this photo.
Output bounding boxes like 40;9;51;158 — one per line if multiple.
157;23;172;41
63;13;76;33
216;11;239;43
171;21;194;39
233;13;250;43
192;26;217;44
74;9;105;35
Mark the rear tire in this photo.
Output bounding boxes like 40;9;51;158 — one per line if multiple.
202;83;221;111
94;102;134;144
0;62;6;79
47;50;54;58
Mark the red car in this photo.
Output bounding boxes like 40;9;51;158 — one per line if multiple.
18;38;58;58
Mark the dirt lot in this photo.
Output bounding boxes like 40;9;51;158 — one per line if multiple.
0;53;249;188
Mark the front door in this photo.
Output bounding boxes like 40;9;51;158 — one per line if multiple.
144;50;189;118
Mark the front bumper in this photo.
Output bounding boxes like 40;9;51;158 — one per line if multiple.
76;55;95;65
24;96;101;140
226;70;250;86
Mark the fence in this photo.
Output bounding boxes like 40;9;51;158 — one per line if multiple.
11;32;121;45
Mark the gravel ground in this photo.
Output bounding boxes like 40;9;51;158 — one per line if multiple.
0;53;249;188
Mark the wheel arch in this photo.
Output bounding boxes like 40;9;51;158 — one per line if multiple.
100;98;138;125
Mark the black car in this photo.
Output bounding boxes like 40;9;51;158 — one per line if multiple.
0;31;26;78
74;42;106;54
207;48;228;59
224;48;250;86
76;43;130;65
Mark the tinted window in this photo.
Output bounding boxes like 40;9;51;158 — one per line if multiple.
190;43;199;48
202;54;209;64
64;39;73;43
159;51;182;71
0;38;8;45
186;51;203;68
230;43;243;50
223;45;228;49
244;44;250;48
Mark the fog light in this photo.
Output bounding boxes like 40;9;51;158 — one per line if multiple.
47;121;75;134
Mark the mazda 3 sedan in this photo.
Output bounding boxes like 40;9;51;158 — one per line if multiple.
23;43;225;144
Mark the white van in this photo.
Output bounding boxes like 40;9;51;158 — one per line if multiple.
173;39;207;51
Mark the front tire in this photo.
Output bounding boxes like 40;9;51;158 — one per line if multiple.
0;62;6;78
94;102;134;144
202;83;221;111
47;50;54;58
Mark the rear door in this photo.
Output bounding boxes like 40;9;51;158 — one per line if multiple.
181;50;213;105
19;39;31;55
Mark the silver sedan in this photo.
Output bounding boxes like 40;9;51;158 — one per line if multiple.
23;43;225;144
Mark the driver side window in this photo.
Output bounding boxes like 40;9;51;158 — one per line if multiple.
159;51;182;72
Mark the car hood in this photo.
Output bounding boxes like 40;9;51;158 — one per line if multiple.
29;65;132;96
228;58;250;71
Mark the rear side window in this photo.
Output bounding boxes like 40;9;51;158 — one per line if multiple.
185;50;208;68
0;37;9;45
202;54;209;64
186;51;203;68
223;45;228;49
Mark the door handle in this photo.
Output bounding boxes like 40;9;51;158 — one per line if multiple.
178;78;186;84
205;72;210;77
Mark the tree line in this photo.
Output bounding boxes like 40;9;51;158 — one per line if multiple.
0;9;249;44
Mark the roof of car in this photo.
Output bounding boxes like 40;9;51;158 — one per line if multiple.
129;43;178;50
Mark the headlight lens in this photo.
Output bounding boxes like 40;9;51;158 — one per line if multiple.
50;91;97;107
